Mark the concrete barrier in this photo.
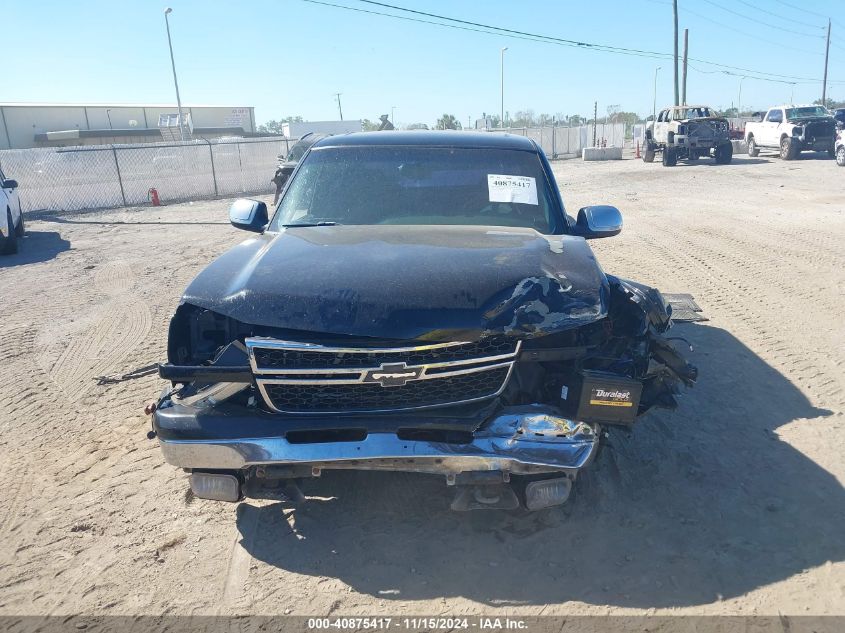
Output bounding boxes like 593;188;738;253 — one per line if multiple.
732;140;748;154
582;147;623;161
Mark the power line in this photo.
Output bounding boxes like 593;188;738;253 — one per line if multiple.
301;0;667;59
358;0;675;58
299;0;845;85
699;0;825;38
733;0;823;30
682;4;823;56
771;0;845;31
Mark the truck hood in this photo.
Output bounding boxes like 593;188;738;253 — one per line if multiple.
181;225;609;341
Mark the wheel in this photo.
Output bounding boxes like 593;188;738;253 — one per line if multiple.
715;142;733;165
836;145;845;167
780;136;798;160
643;142;656;163
662;146;677;167
14;211;24;237
1;209;18;255
747;136;760;157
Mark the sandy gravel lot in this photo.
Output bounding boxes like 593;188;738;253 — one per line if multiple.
1;152;843;617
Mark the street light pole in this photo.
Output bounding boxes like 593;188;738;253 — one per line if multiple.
500;47;508;129
652;66;661;125
738;76;746;114
164;8;185;142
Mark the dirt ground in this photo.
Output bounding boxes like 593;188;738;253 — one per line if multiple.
1;151;843;617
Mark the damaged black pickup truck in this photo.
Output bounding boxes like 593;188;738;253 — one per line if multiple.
152;131;697;512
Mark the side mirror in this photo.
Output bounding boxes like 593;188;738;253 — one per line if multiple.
573;205;622;239
2;179;18;189
229;198;268;232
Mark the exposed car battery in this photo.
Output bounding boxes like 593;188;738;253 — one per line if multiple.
563;370;643;425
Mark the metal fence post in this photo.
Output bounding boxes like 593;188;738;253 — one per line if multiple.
111;145;127;207
205;139;219;197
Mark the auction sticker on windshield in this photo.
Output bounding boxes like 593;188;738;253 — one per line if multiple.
487;175;538;205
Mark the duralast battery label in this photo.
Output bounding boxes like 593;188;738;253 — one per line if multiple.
589;387;634;407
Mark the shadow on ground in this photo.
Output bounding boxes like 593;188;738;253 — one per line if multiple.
235;323;842;608
0;230;70;266
672;158;772;167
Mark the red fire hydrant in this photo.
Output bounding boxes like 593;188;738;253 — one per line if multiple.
148;188;161;206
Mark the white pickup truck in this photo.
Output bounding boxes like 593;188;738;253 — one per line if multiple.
745;105;837;160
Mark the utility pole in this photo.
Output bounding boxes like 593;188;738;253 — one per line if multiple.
334;93;343;121
500;47;508;129
593;101;597;147
822;19;831;106
653;66;662;125
681;28;689;105
673;0;679;106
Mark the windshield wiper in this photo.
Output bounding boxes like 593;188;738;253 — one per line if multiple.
281;221;340;227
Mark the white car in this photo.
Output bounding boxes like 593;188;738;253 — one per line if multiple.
0;166;23;254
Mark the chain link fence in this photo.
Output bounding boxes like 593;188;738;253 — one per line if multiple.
482;123;628;157
0;127;632;215
0;137;291;214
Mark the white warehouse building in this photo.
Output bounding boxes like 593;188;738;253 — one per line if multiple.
0;102;257;149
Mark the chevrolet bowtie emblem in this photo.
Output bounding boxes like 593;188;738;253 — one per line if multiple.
363;362;424;387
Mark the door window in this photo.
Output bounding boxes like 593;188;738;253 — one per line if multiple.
766;110;783;123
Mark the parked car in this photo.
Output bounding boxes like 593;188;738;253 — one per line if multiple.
836;129;845;167
151;131;697;512
0;167;23;255
745;105;837;160
644;105;733;166
833;108;845;130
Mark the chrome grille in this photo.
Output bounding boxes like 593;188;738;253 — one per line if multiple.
246;337;520;414
263;367;510;414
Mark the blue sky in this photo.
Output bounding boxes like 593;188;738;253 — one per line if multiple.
6;0;845;126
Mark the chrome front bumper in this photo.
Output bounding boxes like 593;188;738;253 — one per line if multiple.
156;406;600;476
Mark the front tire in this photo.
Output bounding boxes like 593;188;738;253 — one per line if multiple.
14;212;24;237
643;142;656;163
747;136;760;157
1;209;18;255
715;142;733;165
662;146;678;167
836;145;845;167
780;136;798;160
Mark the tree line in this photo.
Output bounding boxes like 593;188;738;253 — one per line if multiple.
259;98;845;133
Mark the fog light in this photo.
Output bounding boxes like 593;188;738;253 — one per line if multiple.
190;472;241;502
524;477;572;511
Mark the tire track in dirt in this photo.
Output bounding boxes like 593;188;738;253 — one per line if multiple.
635;216;844;409
38;261;152;403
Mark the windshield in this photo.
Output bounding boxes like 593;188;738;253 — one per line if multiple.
675;107;711;119
270;146;563;233
785;106;829;119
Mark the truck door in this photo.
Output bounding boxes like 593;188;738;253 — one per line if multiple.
654;110;669;144
763;109;783;146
